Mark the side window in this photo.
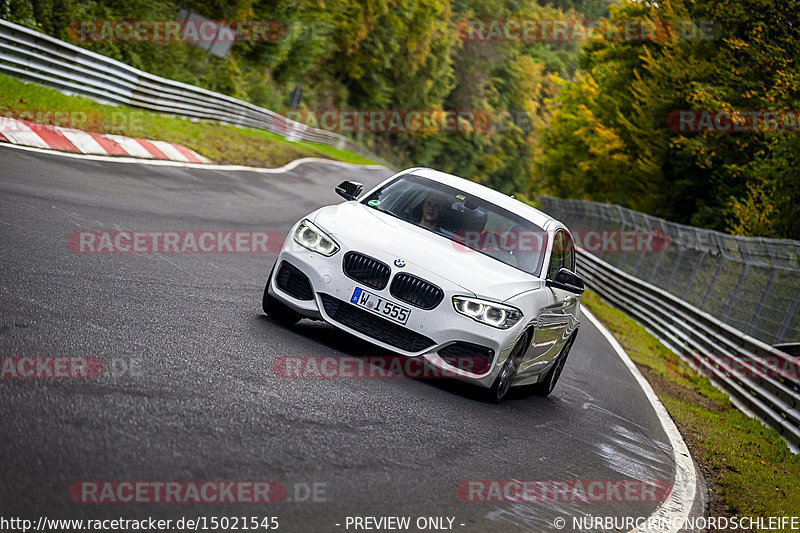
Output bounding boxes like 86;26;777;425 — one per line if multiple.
563;232;576;272
547;230;565;280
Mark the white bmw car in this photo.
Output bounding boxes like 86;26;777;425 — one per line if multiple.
262;168;583;402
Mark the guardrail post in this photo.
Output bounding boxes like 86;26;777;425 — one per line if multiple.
631;216;654;277
775;284;800;344
747;268;778;337
647;247;667;284
681;253;706;300
664;247;686;292
721;263;749;323
700;256;726;310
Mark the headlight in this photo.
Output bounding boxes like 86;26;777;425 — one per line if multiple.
452;296;522;329
293;219;340;256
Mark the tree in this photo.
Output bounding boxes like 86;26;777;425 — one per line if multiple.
537;0;800;238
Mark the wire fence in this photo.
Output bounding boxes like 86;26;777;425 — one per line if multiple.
0;19;394;168
541;196;800;346
576;248;800;449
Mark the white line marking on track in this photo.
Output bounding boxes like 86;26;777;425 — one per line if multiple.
581;307;704;533
0;142;388;171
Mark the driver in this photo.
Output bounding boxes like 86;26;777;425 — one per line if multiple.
418;193;448;231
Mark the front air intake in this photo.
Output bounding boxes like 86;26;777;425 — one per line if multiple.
438;342;495;375
320;294;435;352
275;261;314;300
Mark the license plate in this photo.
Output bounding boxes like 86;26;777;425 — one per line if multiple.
351;287;411;325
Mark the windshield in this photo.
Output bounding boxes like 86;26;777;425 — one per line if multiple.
361;174;547;277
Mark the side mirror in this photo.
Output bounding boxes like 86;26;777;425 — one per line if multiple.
335;181;363;201
546;268;585;295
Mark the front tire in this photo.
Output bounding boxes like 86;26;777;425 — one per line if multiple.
486;330;530;403
262;264;301;325
530;333;576;397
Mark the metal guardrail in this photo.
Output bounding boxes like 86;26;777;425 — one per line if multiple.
541;196;800;345
576;244;800;450
578;247;800;449
0;18;394;168
540;196;800;448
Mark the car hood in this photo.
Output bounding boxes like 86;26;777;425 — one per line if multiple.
313;202;544;302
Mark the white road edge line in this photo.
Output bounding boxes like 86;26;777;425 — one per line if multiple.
581;307;703;533
0;141;388;171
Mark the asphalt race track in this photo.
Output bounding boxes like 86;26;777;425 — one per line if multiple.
0;145;699;532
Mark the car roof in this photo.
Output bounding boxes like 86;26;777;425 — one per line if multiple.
405;167;558;230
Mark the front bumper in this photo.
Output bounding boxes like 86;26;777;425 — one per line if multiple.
267;236;527;389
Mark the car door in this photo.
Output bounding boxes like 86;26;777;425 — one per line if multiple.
530;229;573;365
561;230;581;336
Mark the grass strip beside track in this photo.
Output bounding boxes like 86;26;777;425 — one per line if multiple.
0;74;380;167
582;290;800;532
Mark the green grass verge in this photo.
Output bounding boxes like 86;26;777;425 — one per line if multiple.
581;289;800;530
0;74;381;167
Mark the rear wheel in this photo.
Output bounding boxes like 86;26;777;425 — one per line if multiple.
262;264;301;325
531;333;576;397
486;330;530;403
